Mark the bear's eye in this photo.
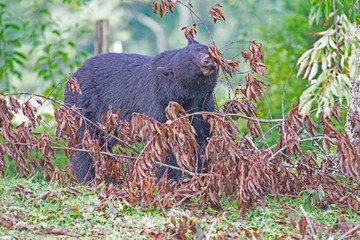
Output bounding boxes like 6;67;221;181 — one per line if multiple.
186;60;194;67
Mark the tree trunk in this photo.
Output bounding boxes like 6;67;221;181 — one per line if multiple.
95;19;110;55
345;57;360;152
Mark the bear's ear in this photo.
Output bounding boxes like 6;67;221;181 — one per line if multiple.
157;65;174;76
187;35;199;45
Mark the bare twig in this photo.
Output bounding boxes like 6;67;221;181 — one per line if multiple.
281;64;296;144
268;146;288;162
4;92;140;154
171;111;284;124
338;224;360;240
332;0;340;68
176;0;214;39
2;141;137;160
205;217;219;240
257;123;281;147
299;205;317;240
245;136;259;151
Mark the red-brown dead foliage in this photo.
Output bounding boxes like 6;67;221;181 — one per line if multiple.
1;3;360;217
2;78;360;215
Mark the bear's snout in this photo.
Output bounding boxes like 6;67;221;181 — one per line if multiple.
198;54;216;76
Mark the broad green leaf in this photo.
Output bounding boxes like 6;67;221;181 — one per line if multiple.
340;73;351;86
39;8;50;16
321;54;327;71
35;56;47;66
7;39;21;47
38;70;48;77
297;57;310;77
68;41;75;47
310;49;321;64
4;24;20;30
309;6;317;26
299;98;314;116
348;54;357;78
328;36;337;49
309;62;318;80
314;36;328;49
297;49;312;66
14;51;27;60
52;30;61;36
326;52;333;68
304;62;312;79
323;98;331;117
13;57;25;66
315;4;322;25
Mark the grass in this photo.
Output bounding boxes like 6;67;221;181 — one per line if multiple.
0;176;359;239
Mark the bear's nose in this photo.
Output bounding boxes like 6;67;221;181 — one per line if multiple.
201;55;213;67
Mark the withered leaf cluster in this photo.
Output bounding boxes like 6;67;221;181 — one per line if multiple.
152;0;176;18
1;67;360;215
1;13;360;217
209;4;225;24
241;41;267;78
0;95;72;181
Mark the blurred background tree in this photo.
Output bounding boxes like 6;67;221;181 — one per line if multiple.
0;0;319;118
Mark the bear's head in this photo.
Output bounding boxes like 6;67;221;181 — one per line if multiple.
157;36;219;91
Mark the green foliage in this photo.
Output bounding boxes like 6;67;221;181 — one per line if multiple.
219;0;317;118
300;187;326;210
309;0;355;26
297;0;360;117
0;2;27;92
0;0;90;98
1;177;359;238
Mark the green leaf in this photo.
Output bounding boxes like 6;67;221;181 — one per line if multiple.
68;41;75;47
13;57;25;67
5;59;14;68
328;36;337;49
321;54;327;71
41;24;46;33
38;69;48;77
39;8;50;16
4;24;21;31
14;51;27;60
309;62;318;80
35;56;47;66
7;39;21;47
45;44;52;52
315;4;322;25
52;30;61;36
324;1;330;19
309;6;317;26
0;67;4;79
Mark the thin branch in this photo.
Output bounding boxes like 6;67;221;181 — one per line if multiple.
205;217;219;240
171;111;284;124
2;140;205;177
281;64;296;144
268;146;288;162
338;224;360;240
257;123;281;147
2;141;137;160
332;0;340;68
4;92;140;154
176;0;214;40
299;205;317;240
245;136;259;151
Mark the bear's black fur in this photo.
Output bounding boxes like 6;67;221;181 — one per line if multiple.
64;36;218;183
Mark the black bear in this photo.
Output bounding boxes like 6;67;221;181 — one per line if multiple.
64;36;218;183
